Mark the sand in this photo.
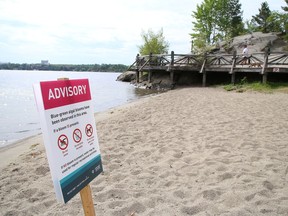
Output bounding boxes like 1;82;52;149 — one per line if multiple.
1;87;288;216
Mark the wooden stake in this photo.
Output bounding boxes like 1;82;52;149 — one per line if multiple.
57;77;69;80
80;184;96;216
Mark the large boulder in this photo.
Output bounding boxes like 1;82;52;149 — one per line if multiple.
222;32;287;54
116;71;136;82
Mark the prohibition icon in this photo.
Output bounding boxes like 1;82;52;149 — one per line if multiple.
85;124;93;137
73;128;82;143
58;134;68;150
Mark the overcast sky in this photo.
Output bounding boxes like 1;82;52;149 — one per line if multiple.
0;0;284;65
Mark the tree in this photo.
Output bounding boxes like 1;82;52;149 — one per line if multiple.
282;0;288;11
214;0;244;38
227;0;244;37
138;28;169;55
191;0;243;52
267;11;288;33
252;1;271;33
244;20;258;34
191;0;217;46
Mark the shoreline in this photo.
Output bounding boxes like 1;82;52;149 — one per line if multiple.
0;85;163;149
1;87;288;216
0;91;161;170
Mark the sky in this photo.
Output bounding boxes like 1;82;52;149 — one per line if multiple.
0;0;284;65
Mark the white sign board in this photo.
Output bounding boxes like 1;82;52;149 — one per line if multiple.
34;79;103;203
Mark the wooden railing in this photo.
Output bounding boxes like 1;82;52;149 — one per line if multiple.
127;51;288;85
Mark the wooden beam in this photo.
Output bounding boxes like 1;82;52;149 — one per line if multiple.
139;59;149;72
170;71;174;83
148;71;152;83
230;52;237;84
261;51;269;84
202;71;207;87
200;59;207;74
80;185;96;216
136;70;139;83
262;73;268;84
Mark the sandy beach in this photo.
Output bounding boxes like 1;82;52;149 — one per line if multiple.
1;87;288;216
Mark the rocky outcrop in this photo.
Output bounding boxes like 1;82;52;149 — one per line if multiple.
116;71;136;82
221;32;287;54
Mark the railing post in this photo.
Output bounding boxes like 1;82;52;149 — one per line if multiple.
170;51;175;83
135;54;142;81
262;48;269;84
171;51;174;66
149;52;152;66
136;54;140;69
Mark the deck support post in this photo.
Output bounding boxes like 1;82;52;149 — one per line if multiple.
135;54;140;83
148;71;152;83
231;73;236;84
202;71;207;87
262;73;267;84
136;70;139;83
230;50;237;84
170;71;174;83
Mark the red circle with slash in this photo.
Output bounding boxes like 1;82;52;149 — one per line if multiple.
58;134;69;150
73;128;82;143
85;124;93;137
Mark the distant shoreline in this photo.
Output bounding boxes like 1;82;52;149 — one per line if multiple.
0;63;128;72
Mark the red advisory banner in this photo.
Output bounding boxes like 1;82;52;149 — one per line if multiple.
40;79;91;110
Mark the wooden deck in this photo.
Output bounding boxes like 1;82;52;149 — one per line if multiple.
128;51;288;86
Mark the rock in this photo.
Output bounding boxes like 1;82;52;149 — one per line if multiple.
116;71;136;82
222;32;287;54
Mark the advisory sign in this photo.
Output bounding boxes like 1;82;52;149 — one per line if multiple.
34;79;103;203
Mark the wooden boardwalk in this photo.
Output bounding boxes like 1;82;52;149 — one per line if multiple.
128;51;288;86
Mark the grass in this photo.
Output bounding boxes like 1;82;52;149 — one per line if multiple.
223;77;288;93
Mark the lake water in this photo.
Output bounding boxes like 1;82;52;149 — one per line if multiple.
0;70;156;147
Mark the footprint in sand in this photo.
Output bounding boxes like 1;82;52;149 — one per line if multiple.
35;165;50;176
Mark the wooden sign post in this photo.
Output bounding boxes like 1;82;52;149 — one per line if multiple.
80;184;96;216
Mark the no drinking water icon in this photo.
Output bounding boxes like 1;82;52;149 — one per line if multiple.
73;128;82;143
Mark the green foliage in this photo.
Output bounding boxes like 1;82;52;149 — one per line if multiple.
138;28;169;55
224;80;288;93
218;0;244;38
267;11;288;33
0;63;128;72
191;0;243;52
252;1;272;33
244;20;258;34
191;0;215;45
282;0;288;12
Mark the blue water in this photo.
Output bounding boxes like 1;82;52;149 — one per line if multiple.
0;70;153;147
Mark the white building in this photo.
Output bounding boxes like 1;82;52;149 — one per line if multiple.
41;60;49;65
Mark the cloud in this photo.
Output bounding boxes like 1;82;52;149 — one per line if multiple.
0;0;284;64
